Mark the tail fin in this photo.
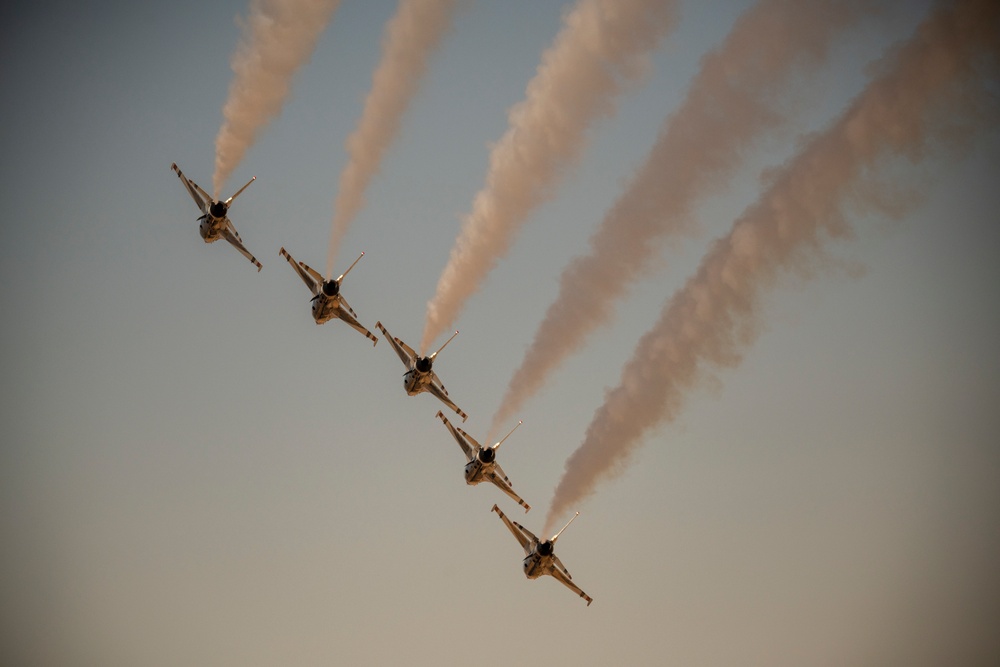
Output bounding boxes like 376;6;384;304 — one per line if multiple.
493;420;523;450
430;330;459;360
225;175;256;205
551;511;579;544
336;252;365;283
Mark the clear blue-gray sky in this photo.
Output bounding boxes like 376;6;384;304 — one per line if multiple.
2;1;998;665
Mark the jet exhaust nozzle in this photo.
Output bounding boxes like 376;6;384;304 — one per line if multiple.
478;448;496;463
322;280;340;297
415;356;432;373
209;201;227;218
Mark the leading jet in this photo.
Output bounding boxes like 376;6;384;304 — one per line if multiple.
491;504;593;606
278;247;378;345
375;321;467;421
436;411;530;512
170;163;262;271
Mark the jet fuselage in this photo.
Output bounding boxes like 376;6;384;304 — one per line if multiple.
198;205;229;243
463;447;497;485
522;542;556;579
311;291;342;324
199;216;223;242
403;368;431;396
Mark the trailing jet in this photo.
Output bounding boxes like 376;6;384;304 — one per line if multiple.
278;247;378;345
491;504;592;606
436;411;530;512
170;163;262;271
375;321;467;421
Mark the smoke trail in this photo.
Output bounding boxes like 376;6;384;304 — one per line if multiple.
491;0;875;435
544;0;1000;533
213;0;341;197
420;0;679;354
324;0;461;279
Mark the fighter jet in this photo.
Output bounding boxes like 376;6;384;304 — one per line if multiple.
491;504;592;606
436;411;530;512
170;163;262;271
375;321;467;421
278;247;378;345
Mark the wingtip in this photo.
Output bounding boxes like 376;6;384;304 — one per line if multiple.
491;504;500;513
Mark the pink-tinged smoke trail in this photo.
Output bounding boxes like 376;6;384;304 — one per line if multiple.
325;0;461;278
213;0;341;197
420;0;679;354
544;0;1000;533
491;0;876;436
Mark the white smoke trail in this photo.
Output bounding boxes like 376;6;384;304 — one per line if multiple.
491;0;876;435
420;0;679;354
213;0;341;197
544;0;1000;533
324;0;461;279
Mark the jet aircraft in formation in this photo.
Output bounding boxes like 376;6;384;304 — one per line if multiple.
436;411;530;512
278;247;378;345
169;164;594;605
170;163;262;271
375;321;468;421
492;504;592;605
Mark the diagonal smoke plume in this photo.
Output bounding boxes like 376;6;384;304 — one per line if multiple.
491;0;876;436
325;0;462;279
213;0;341;197
544;0;1000;533
420;0;679;354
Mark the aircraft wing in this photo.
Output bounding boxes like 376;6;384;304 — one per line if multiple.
279;247;320;294
550;563;592;606
375;322;415;368
171;163;207;215
436;411;476;460
552;555;573;580
337;294;359;318
299;260;324;285
485;470;530;512
491;504;533;555
429;371;449;396
220;224;262;271
333;302;378;346
226;218;244;243
426;379;468;422
491;462;511;485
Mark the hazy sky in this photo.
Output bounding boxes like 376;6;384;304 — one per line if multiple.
1;1;998;665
